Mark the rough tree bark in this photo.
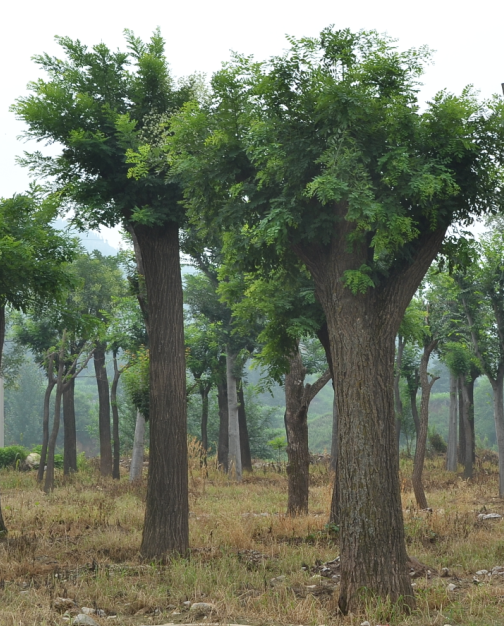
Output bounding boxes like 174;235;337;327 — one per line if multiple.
394;335;406;449
111;353;123;480
136;223;189;559
238;382;253;473
130;410;146;481
295;219;446;613
38;353;56;483
330;390;338;472
94;343;112;477
458;384;466;466
446;372;458;472
412;339;438;509
217;381;229;471
199;383;211;453
226;346;242;481
284;344;331;515
0;306;7;536
459;375;474;479
62;371;77;474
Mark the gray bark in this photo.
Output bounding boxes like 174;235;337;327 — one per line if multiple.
226;347;242;481
446;372;458;472
130;410;146;481
490;373;504;497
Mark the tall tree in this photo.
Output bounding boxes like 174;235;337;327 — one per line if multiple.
165;29;504;610
13;31;198;557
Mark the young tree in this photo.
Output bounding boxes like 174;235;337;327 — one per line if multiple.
13;31;198;557
165;29;504;610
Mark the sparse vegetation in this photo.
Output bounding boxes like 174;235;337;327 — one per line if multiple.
1;451;504;625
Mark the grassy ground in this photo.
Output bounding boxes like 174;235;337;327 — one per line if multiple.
1;449;504;626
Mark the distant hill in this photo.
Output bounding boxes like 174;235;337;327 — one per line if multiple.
53;219;119;256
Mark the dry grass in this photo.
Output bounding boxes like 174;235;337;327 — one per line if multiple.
1;451;504;626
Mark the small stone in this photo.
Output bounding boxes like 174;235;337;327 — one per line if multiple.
476;569;488;575
477;513;502;520
81;608;95;615
270;575;286;586
360;622;371;626
183;600;192;607
447;583;457;591
440;567;450;577
54;598;77;613
190;602;215;614
72;615;99;626
411;583;417;587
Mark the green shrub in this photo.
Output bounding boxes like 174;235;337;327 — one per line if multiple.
0;445;27;468
429;429;447;454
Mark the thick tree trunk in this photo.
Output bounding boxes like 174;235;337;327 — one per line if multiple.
226;346;242;481
217;382;229;471
94;344;112;477
330;388;338;472
394;336;406;449
136;223;189;558
295;221;446;613
489;371;504;498
237;382;252;472
459;375;474;479
446;372;458;472
63;374;77;474
111;355;121;480
130;410;145;481
38;356;56;483
412;340;438;509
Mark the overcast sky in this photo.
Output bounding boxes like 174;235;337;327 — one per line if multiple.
2;0;502;246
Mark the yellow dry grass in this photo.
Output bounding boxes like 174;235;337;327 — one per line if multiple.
1;450;504;626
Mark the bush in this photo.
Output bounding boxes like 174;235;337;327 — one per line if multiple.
0;445;27;468
429;430;447;454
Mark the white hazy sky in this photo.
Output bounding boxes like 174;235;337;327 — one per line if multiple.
1;0;502;247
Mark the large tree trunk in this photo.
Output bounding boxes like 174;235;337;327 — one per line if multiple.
296;222;445;613
394;336;406;449
63;373;78;474
458;384;466;466
446;372;458;472
217;382;229;471
330;388;338;472
94;343;112;477
459;375;474;479
130;410;145;481
136;223;189;559
38;355;56;483
412;340;438;509
237;382;252;472
226;346;242;481
111;355;122;480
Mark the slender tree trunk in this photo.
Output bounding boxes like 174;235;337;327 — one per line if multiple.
330;388;338;472
446;372;458;472
409;371;420;440
111;355;122;480
458;385;466;465
226;346;242;481
94;343;112;477
38;356;56;483
63;373;77;474
200;385;209;453
238;382;252;472
394;336;406;449
467;376;476;462
44;350;65;494
136;223;189;558
412;340;438;509
217;382;229;471
284;348;309;515
0;306;7;537
459;375;474;479
130;410;145;481
489;370;504;498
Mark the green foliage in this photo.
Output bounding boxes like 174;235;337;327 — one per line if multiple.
268;435;287;463
0;446;27;468
122;346;150;419
428;428;447;454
